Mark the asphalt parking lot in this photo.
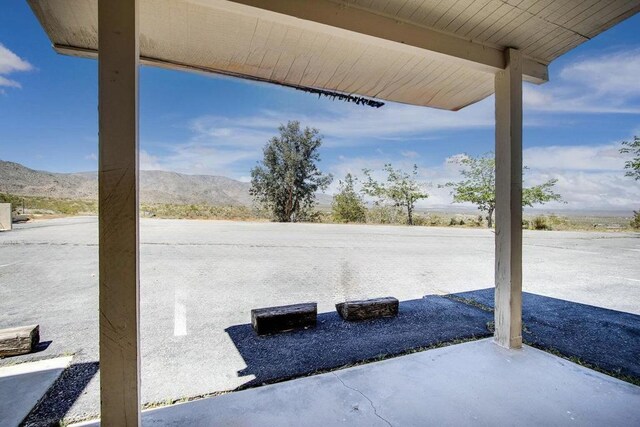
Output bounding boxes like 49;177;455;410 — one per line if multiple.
1;216;638;422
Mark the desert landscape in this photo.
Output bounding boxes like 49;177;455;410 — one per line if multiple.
1;160;635;231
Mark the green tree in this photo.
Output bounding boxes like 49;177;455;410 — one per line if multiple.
446;153;562;228
332;173;367;223
250;121;332;222
620;136;640;181
361;164;429;225
619;136;640;229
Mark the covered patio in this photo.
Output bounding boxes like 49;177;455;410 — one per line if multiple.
27;0;640;425
70;339;640;426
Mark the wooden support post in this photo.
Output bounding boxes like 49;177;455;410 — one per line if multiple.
98;0;141;425
494;48;523;349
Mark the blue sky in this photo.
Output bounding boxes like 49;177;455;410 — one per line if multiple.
1;3;639;211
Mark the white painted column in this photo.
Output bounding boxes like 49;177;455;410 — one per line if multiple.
494;48;523;349
98;0;141;425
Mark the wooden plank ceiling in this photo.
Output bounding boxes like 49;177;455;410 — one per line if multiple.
352;0;639;62
28;0;640;110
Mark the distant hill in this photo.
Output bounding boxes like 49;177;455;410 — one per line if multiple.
0;160;333;207
0;160;255;206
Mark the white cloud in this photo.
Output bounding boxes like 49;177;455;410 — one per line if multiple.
140;150;162;170
524;49;640;114
140;117;268;175
522;143;640;210
0;44;31;73
561;50;640;99
189;98;495;149
401;150;420;159
146;98;495;177
0;43;32;91
308;101;494;142
533;171;639;211
0;75;21;88
523;143;627;171
328;142;640;211
139;144;257;177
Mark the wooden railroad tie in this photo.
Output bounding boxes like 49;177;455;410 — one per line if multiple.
336;297;399;321
0;324;40;357
251;303;317;335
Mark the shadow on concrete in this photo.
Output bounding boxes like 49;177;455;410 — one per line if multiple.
31;341;52;354
20;361;98;427
225;295;493;388
0;362;67;427
226;290;640;390
453;288;640;380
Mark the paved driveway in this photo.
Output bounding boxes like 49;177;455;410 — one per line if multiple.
1;217;638;422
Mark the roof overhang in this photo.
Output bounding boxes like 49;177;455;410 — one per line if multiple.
28;0;640;110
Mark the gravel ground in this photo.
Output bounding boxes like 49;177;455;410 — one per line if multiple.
453;289;640;380
0;216;638;424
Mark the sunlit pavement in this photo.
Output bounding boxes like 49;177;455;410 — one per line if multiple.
1;217;638;423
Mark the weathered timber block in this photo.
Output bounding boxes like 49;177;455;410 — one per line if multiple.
251;303;317;335
0;324;39;357
336;297;399;321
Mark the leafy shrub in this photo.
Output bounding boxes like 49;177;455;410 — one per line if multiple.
447;216;466;226
332;174;367;223
410;214;425;226
366;206;405;224
0;192;97;215
428;214;445;226
631;210;640;229
532;216;551;230
361;164;428;226
304;210;329;223
412;214;439;226
140;203;267;221
547;214;568;228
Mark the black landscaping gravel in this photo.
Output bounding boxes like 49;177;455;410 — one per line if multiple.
19;290;640;425
21;361;98;427
225;295;493;388
453;288;640;380
227;289;640;389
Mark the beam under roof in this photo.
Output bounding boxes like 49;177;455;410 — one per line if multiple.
224;0;548;84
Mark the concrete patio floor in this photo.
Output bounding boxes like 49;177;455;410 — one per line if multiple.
4;219;639;424
72;339;640;427
0;356;71;427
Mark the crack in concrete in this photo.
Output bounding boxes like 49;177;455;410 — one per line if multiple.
332;372;392;427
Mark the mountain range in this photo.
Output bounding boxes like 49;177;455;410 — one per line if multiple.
0;160;258;206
